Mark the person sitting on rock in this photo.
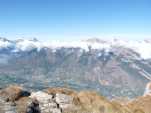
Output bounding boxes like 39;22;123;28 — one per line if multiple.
26;98;41;113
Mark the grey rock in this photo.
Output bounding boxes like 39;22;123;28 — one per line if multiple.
55;93;75;110
50;108;61;113
30;91;53;103
55;93;73;104
29;91;61;113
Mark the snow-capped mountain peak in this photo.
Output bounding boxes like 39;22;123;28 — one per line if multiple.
0;38;151;59
0;37;14;49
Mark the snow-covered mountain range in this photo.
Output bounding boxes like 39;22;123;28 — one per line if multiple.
0;37;151;98
1;37;151;59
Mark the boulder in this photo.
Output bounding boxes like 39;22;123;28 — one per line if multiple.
55;93;78;113
30;91;53;103
49;108;61;113
30;91;61;113
55;93;75;110
55;93;73;104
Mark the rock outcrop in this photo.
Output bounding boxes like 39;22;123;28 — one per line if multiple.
1;84;151;113
30;91;61;113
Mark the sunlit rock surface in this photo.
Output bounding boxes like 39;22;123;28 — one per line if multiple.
1;84;151;113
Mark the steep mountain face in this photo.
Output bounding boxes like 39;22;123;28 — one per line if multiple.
0;37;151;98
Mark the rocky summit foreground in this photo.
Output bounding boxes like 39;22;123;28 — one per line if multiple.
1;84;151;113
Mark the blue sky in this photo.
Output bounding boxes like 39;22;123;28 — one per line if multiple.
0;0;151;41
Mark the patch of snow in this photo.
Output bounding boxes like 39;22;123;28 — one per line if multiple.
112;40;151;60
0;39;14;49
15;39;43;51
1;38;151;59
144;82;151;96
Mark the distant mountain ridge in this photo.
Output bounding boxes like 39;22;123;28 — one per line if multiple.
0;37;151;59
0;37;151;98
